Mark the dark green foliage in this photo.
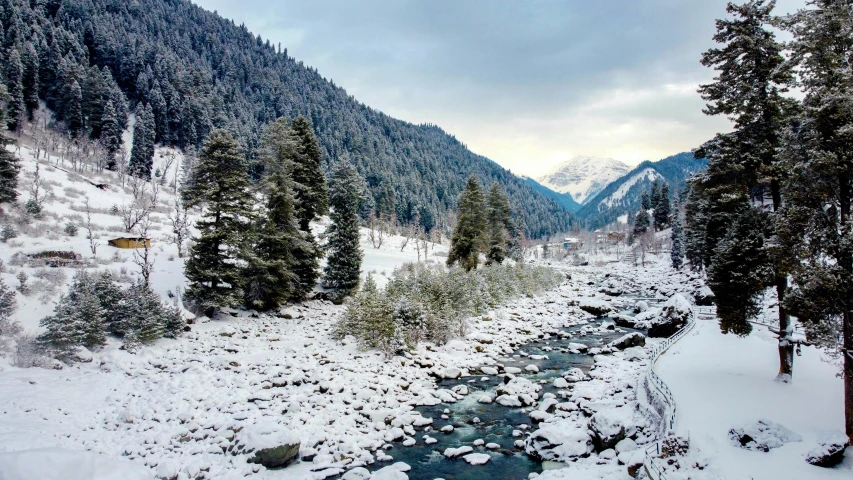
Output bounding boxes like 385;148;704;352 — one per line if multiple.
323;161;363;298
0;0;572;238
0;135;20;205
20;42;38;120
633;209;650;237
129;103;155;178
5;48;24;131
671;195;684;270
100;100;122;169
290;116;328;232
447;176;486;271
653;182;671;229
683;180;709;271
707;209;769;336
486;183;512;265
184;130;254;314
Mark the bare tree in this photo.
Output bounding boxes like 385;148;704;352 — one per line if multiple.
367;213;386;249
84;197;99;255
132;215;155;288
120;180;159;233
159;150;177;186
167;197;190;258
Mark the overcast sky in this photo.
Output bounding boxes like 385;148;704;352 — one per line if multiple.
192;0;806;177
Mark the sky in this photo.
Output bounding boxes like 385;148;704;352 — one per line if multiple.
192;0;806;177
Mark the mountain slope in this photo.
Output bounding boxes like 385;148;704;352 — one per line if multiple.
576;152;708;229
0;0;573;238
536;156;631;204
521;177;582;213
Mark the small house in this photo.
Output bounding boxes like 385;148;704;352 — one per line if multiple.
108;237;152;249
563;237;581;251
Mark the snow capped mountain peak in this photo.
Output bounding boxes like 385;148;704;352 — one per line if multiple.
536;156;630;204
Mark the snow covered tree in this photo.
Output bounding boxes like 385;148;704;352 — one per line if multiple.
100;100;122;170
290;116;328;231
38;276;106;359
0;279;19;342
0;135;20;206
184;130;254;315
779;0;853;440
21;43;39;120
243;118;303;309
447;176;487;271
323;161;364;298
65;80;84;138
5;48;25;132
671;195;684;269
707;209;769;336
486;182;512;265
684;180;709;271
633;209;650;238
654;182;671;230
129;103;155;179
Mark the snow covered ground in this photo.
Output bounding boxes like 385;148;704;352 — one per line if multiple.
657;319;852;479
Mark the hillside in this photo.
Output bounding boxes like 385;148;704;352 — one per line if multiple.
576;152;708;229
0;0;573;238
535;156;630;205
521;177;582;213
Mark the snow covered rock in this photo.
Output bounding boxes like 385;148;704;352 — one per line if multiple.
237;424;301;469
805;432;849;467
588;408;644;453
608;332;645;350
441;367;462;379
525;422;593;461
480;366;499;375
443;446;473;458
495;377;541;407
578;299;612;317
563;368;585;383
693;286;715;306
728;419;802;452
553;377;569;389
644;294;691;338
341;467;372;480
462;453;491;465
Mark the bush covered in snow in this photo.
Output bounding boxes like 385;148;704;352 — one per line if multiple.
38;270;186;361
334;263;561;355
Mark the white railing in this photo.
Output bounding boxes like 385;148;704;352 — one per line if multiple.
637;304;699;480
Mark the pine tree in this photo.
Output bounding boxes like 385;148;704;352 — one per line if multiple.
698;0;796;379
184;130;254;315
5;49;25;132
684;181;708;271
38;274;107;358
0;135;20;206
486;182;511;265
100;100;122;170
21;43;39;120
633;209;650;237
129;103;155;178
243;118;302;309
65;80;84;138
447;176;487;271
654;182;671;230
323;161;363;298
290;116;329;231
779;0;853;441
671;195;684;269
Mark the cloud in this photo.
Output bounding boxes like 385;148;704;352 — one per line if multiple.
193;0;807;176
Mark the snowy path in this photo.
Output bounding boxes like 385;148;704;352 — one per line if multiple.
656;319;851;479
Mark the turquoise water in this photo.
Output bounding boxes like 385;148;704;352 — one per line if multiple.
366;319;640;480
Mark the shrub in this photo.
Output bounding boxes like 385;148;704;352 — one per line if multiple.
0;224;17;242
334;263;561;356
64;222;79;236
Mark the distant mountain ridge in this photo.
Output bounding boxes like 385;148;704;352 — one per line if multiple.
536;156;631;205
521;177;582;213
576;152;708;229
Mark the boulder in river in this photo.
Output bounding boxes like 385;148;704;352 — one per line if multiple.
609;332;646;350
238;425;300;469
579;299;613;317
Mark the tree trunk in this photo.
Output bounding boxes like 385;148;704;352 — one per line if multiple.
771;179;794;382
839;173;853;443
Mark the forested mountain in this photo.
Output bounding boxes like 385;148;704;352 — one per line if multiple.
576;152;707;229
0;0;574;237
521;177;582;213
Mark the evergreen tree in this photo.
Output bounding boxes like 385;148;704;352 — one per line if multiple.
707;209;769;336
21;42;39;120
100;100;122;170
698;0;796;379
129;103;155;178
684;180;709;271
5;48;25;131
243;118;302;309
633;209;650;237
323;161;363;298
654;182;671;229
0;135;20;206
38;275;107;358
486;182;511;265
670;195;684;269
780;0;853;440
184;130;254;315
290;116;328;231
65;80;84;138
447;176;487;271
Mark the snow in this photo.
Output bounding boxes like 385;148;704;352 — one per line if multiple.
657;319;853;479
599;167;660;209
536;156;630;204
461;453;490;465
0;448;153;480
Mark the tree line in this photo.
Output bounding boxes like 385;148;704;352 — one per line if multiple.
680;0;852;443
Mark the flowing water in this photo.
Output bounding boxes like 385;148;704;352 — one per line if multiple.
366;316;642;480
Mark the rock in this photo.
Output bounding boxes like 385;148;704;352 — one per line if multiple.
472;333;494;344
462;453;491;465
805;432;849;467
481;366;499;376
444;446;474;458
442;367;462;379
599;448;616;460
553;377;569;389
728;419;802;452
525;422;593;461
504;367;522;374
525;365;540;373
563;368;585;383
238;424;300;469
693;286;715;306
579;299;612;317
440;425;454;433
611;313;637;329
615;438;637;454
636;294;692;337
588;409;641;453
478;395;493;404
609;332;646;350
634;301;649;313
486;443;501;450
341;467;372;480
246;442;300;469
